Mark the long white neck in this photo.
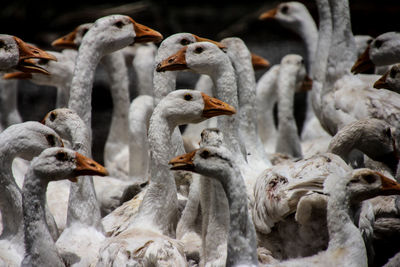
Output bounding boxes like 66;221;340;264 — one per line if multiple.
209;62;246;163
101;51;130;167
224;39;269;165
0;137;23;242
133;45;155;96
256;65;279;153
0;78;22;128
275;63;302;158
218;164;258;267
68;35;102;134
129;95;154;182
132;104;179;237
296;13;318;75
311;0;332;122
55;82;70;108
194;74;214;96
326;184;367;266
22;169;64;267
327;0;356;82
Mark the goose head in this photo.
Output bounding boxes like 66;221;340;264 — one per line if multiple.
352;32;400;74
280;54;311;92
1;121;64;161
259;2;311;30
325;169;400;203
52;23;93;49
169;145;234;182
156;32;225;62
30;147;108;182
156;41;229;76
374;64;400;93
158;90;236;125
3;51;74;84
0;34;56;74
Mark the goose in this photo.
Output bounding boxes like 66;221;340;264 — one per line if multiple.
351;32;400;74
133;43;157;96
170;145;258;267
373;64;400;94
259;168;400;267
0;121;63;266
21;147;108;267
95;90;236;265
3;50;76;108
252;115;399;260
0;35;56;130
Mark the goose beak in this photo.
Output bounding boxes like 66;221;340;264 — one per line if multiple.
373;71;389;89
251;53;270;70
51;28;78;49
351;46;375;74
13;58;51;75
130;18;163;44
14;37;57;62
156;46;188;72
169;150;197;171
193;35;226;50
74;152;109;177
259;7;278;20
201;92;236;118
300;75;313;92
378;172;400;195
3;71;33;80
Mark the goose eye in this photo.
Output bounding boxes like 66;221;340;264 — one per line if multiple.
374;40;383;49
180;39;190;45
363;174;377;184
367;39;373;45
55;151;68;161
184;93;193;101
81;28;89;37
384;127;392;138
300;59;304;65
38;58;49;65
114;21;124;28
49;112;57;122
0;41;5;49
281;5;289;14
46;134;56;147
200;150;210;159
194;47;203;54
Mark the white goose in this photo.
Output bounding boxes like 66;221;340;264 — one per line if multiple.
0;121;63;266
21;147;108;267
170;145;258;267
95;90;236;265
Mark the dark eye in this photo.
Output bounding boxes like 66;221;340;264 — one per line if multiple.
384;127;392;138
55;151;68;161
49;112;56;122
281;5;289;14
81;28;89;37
46;134;56;147
180;39;190;45
38;58;49;65
374;40;383;49
364;174;376;184
367;39;373;45
200;150;210;158
184;93;192;101
114;21;124;28
300;59;304;65
194;47;203;54
0;41;5;49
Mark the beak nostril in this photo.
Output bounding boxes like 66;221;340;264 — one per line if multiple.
168;59;173;63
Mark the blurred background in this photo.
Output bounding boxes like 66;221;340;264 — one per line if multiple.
1;0;400;163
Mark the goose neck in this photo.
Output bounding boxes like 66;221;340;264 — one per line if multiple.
297;15;318;74
153;70;177;106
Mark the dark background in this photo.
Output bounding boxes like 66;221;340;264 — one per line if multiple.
1;0;400;164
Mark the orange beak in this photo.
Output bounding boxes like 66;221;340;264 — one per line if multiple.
156;46;188;72
129;18;163;44
74;152;109;177
351;46;375;74
373;71;389;89
14;37;57;62
251;53;270;70
193;35;226;50
201;92;236;118
378;172;400;195
51;28;79;49
259;7;278;20
3;72;33;80
169;150;197;171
